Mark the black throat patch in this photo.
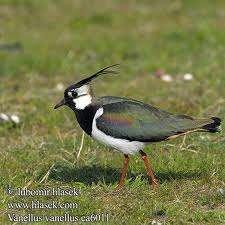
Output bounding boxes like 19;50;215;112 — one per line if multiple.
74;105;99;136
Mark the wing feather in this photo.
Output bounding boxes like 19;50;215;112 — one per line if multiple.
95;97;213;142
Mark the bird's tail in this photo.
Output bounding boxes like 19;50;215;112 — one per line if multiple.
201;117;221;133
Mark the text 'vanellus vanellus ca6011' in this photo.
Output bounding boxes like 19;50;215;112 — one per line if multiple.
54;65;221;189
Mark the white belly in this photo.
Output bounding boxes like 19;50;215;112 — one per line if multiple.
91;108;145;155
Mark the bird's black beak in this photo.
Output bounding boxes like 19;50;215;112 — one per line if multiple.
54;98;66;109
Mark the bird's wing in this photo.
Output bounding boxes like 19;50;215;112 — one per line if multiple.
95;97;213;142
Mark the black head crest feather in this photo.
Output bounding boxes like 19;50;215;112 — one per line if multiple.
75;64;119;87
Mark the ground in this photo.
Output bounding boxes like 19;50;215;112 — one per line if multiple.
0;1;225;224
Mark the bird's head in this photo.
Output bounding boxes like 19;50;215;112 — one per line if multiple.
54;64;118;111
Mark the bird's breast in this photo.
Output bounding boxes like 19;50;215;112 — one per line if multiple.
75;105;98;136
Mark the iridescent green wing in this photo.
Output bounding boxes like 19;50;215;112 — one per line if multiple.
96;97;213;142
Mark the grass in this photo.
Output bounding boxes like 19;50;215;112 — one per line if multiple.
0;0;225;224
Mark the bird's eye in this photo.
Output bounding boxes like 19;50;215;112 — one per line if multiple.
71;91;78;98
68;91;78;98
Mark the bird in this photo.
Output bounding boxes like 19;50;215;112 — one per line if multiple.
54;65;221;189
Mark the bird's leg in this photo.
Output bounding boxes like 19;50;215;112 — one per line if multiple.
116;154;129;189
139;150;158;188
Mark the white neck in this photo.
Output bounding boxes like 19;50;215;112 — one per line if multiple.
73;94;92;110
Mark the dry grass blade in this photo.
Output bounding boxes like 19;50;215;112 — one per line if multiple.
74;131;85;163
39;163;55;184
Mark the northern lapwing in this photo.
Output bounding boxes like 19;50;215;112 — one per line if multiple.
54;65;221;189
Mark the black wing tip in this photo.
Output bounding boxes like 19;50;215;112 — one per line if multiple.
202;117;222;133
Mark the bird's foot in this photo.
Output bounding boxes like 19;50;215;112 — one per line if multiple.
115;183;124;190
150;178;159;190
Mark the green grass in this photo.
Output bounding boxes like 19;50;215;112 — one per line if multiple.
0;0;225;224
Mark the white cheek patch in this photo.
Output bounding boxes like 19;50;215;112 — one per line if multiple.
73;95;92;110
76;85;89;96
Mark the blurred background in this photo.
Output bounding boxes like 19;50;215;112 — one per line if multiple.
1;1;225;224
